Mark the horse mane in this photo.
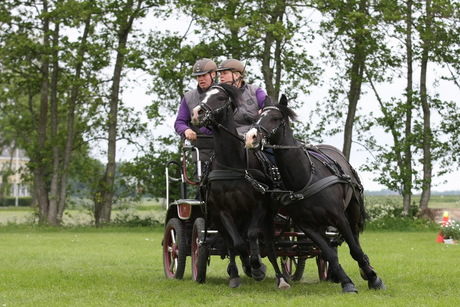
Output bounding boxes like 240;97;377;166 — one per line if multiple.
275;103;298;123
217;83;241;110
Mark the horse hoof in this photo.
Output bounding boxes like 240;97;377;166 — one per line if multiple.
368;276;386;290
277;277;290;290
342;283;358;294
229;277;242;288
251;263;267;282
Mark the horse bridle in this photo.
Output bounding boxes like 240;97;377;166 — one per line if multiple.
252;106;289;148
198;85;233;127
198;85;243;143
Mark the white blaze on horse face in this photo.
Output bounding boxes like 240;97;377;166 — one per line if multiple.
260;109;271;117
192;88;221;125
245;128;259;149
191;105;201;124
257;109;272;123
201;88;220;105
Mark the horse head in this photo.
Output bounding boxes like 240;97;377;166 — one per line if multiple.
245;94;297;150
191;83;240;128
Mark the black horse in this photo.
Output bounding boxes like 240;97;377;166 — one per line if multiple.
191;84;289;289
245;96;386;293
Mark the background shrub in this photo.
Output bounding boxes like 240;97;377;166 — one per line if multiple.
111;209;160;227
441;220;460;240
0;197;32;207
364;195;439;231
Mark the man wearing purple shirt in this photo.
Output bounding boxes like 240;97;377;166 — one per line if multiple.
174;58;217;170
174;58;217;140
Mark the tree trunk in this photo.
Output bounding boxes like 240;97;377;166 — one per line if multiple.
48;21;61;226
342;0;367;160
261;3;285;101
402;0;414;215
0;147;15;204
57;14;92;223
343;57;364;160
36;0;50;224
419;0;433;212
94;1;140;226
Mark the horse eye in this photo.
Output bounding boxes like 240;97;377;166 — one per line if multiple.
219;97;224;101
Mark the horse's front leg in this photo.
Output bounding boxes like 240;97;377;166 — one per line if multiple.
262;212;290;289
300;226;358;293
335;215;386;291
226;245;242;288
219;211;249;286
247;205;267;282
219;211;246;251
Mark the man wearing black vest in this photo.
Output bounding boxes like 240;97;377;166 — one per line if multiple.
174;58;217;166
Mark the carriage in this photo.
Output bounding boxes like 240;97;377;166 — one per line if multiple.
162;136;343;284
163;82;385;293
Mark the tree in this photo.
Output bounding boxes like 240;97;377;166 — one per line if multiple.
417;0;459;212
0;0;140;225
360;0;417;215
141;0;320;150
313;0;383;160
356;0;459;215
93;0;161;226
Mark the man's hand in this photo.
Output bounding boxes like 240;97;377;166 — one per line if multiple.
184;128;197;140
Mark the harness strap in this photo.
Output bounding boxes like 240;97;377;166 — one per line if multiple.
280;175;350;206
207;169;246;181
206;169;270;194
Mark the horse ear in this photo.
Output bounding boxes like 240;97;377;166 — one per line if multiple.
279;94;288;106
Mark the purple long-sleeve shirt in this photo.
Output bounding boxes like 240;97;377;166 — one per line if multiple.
174;96;212;137
254;87;267;109
174;85;267;137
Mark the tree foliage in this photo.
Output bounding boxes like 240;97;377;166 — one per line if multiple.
1;0;459;223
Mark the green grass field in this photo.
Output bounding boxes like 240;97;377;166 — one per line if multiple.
1;226;459;307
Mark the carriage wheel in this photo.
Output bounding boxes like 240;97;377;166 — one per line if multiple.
316;255;330;281
191;217;208;283
163;218;187;279
280;256;306;281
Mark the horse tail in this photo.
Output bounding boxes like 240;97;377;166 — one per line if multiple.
357;189;368;233
350;166;368;233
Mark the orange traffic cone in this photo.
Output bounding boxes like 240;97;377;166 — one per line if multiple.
436;232;444;243
436;211;450;243
441;211;450;226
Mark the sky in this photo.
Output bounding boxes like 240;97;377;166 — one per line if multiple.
108;10;460;194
